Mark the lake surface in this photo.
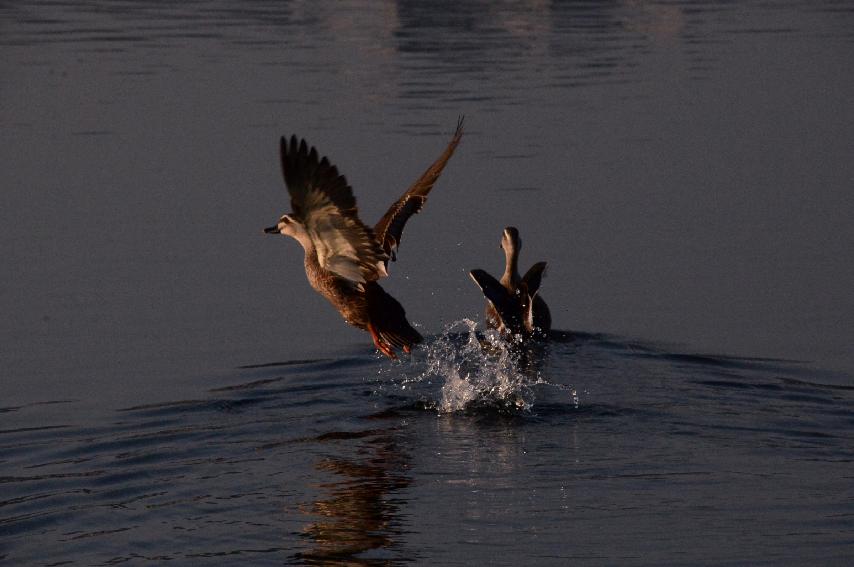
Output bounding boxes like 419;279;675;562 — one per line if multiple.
2;1;853;564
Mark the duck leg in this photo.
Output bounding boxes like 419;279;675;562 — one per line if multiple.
367;322;398;360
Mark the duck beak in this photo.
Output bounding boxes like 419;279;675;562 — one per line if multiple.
263;225;279;234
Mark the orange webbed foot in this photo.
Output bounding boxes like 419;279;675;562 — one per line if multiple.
367;323;398;360
376;340;397;360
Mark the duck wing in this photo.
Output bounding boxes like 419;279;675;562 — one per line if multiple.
280;135;389;284
373;117;464;266
521;262;550;334
521;262;547;299
469;269;522;331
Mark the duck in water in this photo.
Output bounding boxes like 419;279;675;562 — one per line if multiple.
469;226;551;339
265;118;464;359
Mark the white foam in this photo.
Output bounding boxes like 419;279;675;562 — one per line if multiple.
403;319;539;413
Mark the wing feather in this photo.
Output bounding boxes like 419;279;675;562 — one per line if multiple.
521;262;547;299
469;269;522;331
374;116;464;264
280;136;388;283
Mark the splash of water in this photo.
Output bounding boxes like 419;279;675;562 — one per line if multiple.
409;319;540;413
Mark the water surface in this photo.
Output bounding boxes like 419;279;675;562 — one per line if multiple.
2;1;854;564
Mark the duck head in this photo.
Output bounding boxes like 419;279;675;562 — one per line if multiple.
264;214;298;236
264;214;313;250
501;226;521;255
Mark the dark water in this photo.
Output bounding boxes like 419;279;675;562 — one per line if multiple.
4;329;854;565
3;1;854;564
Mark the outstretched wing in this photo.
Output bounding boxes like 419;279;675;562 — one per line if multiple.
470;269;522;330
520;262;550;334
280;135;388;283
521;262;547;299
374;116;464;265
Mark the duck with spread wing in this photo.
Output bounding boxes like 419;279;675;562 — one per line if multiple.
469;226;551;339
265;119;464;359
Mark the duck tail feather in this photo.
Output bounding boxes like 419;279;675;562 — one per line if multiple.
365;283;423;353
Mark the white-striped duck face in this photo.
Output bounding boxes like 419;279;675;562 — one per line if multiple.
264;214;301;238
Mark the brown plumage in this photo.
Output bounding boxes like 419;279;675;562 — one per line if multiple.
469;226;551;338
265;118;464;359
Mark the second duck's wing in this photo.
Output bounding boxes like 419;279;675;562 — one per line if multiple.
470;269;523;332
521;262;547;299
373;117;464;265
280;135;388;283
522;262;551;334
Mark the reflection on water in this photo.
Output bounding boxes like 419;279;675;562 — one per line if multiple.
5;1;851;101
1;337;853;564
297;429;411;566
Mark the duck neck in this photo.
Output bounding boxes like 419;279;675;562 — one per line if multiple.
283;221;309;249
502;246;520;288
295;234;324;285
286;224;317;264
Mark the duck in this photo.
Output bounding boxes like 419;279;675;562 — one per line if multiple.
265;118;464;359
469;226;551;338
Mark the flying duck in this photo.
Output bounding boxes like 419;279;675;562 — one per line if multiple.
265;118;464;359
469;226;551;338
